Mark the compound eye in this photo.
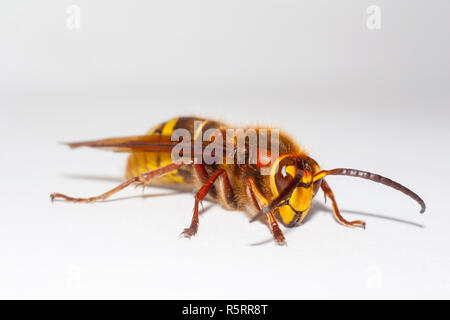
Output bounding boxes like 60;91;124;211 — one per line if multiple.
281;165;288;177
281;165;295;178
275;159;296;192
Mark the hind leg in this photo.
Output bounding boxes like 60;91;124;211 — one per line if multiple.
51;162;185;203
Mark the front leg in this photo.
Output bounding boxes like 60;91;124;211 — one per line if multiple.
321;179;366;229
267;211;287;246
247;177;287;245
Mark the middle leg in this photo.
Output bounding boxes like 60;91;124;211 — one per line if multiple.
180;168;227;238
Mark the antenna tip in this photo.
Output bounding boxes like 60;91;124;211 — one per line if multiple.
418;200;426;214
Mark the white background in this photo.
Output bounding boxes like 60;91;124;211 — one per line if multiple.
0;1;449;299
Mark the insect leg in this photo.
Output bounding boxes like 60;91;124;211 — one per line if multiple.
247;178;287;245
321;179;366;229
193;163;210;184
180;169;226;238
267;211;287;246
219;169;236;208
50;162;185;203
193;164;235;209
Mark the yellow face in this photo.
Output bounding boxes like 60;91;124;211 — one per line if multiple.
271;156;316;227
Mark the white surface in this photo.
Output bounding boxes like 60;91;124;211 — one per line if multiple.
0;1;449;299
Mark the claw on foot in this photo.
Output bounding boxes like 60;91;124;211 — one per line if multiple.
179;227;197;239
349;220;366;229
272;228;287;246
356;221;366;229
49;192;102;203
275;237;287;246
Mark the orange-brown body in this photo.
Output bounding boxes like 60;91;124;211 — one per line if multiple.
125;117;322;226
51;116;425;245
